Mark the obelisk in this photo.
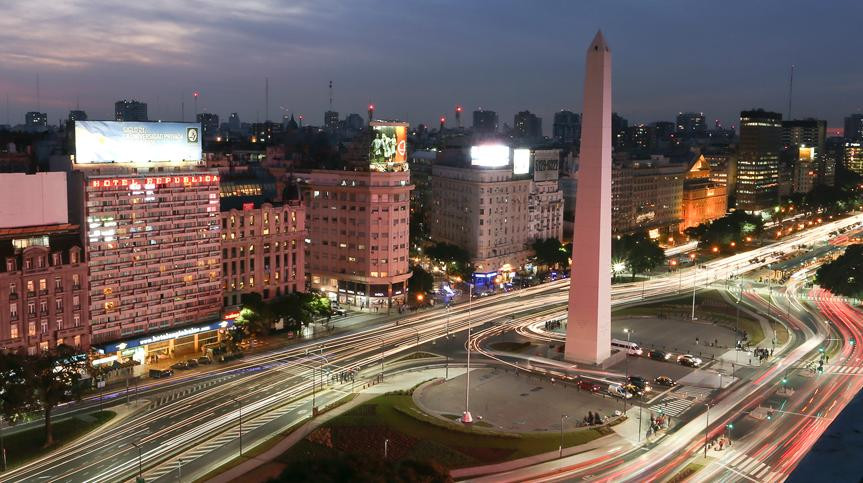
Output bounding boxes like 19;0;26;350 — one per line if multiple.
565;31;612;365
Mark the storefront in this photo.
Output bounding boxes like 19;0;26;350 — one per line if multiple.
94;319;236;365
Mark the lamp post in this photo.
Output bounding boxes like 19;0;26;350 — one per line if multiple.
735;282;742;363
462;283;474;423
691;265;698;320
623;328;632;413
558;415;568;458
130;442;143;481
232;397;243;456
384;438;389;459
703;403;711;458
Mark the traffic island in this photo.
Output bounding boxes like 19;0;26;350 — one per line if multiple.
1;410;115;469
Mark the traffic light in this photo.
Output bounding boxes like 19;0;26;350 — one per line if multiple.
726;423;734;429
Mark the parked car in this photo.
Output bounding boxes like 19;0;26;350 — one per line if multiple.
578;380;601;392
185;358;199;368
677;354;702;367
149;368;174;379
197;356;213;365
647;350;672;361
654;376;676;387
608;383;633;399
170;361;191;370
333;307;347;316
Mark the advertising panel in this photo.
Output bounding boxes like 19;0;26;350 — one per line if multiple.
74;121;202;164
799;146;815;162
513;149;530;175
534;157;560;182
470;145;510;167
369;122;408;172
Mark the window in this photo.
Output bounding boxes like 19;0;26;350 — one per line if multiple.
39;279;47;293
72;274;80;289
9;282;16;295
27;302;35;316
40;301;47;315
40;320;48;334
9;303;17;320
57;317;63;331
5;259;14;271
26;280;34;296
54;278;63;291
10;324;18;339
55;299;63;312
28;322;36;336
73;314;81;327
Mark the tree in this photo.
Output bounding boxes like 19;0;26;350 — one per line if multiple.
612;232;665;280
684;210;764;250
409;264;434;295
531;238;570;269
425;242;474;279
816;244;863;299
0;351;36;460
28;345;86;447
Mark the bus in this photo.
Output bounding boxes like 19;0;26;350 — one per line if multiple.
611;339;643;356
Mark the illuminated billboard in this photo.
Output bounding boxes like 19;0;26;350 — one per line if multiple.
470;145;510;167
513;149;530;175
799;146;815;162
369;122;408;172
74;121;202;164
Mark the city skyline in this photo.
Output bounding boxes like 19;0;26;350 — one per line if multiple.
2;0;863;131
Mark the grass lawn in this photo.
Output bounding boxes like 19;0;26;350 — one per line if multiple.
278;394;610;470
668;462;704;482
3;410;115;468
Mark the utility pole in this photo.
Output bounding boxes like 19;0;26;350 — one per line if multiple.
691;266;698;320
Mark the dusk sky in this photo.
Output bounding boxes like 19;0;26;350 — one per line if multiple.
2;0;861;132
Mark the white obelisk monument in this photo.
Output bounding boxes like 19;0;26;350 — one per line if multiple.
565;31;612;365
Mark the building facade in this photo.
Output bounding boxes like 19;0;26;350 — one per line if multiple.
114;100;148;122
612;156;686;237
431;164;532;273
681;156;728;231
736;109;782;211
301;169;413;308
529;150;565;242
219;201;306;306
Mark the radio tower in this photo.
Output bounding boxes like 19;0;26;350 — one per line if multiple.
368;104;375;123
787;64;795;120
455;105;463;128
439;116;446;131
329;80;333;110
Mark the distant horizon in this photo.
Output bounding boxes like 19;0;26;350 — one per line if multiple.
2;1;862;134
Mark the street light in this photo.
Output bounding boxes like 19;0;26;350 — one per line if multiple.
691;265;698;320
703;403;711;458
623;328;632;413
462;283;474;424
726;423;733;446
559;415;568;458
130;442;143;481
231;397;243;456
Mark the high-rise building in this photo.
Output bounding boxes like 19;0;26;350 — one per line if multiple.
735;109;782;211
196;113;220;140
431;148;532;275
228;112;241;133
844;114;863;141
553;110;581;144
472;109;498;135
0;172;89;354
652;121;677;148
345;113;365;132
844;141;863;175
25;111;48;127
68;110;88;123
300;123;413;308
324;111;339;130
114;100;148;122
611;112;628;149
782;119;828;190
58;121;223;362
625;124;655;152
676;112;707;138
528;149;565;242
513;111;542;139
219;200;306;307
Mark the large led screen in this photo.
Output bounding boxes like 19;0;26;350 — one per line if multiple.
470;145;510;167
369;123;408;171
513;148;530;174
74;121;202;164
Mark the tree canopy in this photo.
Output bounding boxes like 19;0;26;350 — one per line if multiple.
408;264;434;295
531;238;570;269
684;210;763;250
612;232;665;280
816;244;863;299
425;242;473;279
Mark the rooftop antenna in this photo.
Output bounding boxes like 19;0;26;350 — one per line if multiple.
265;77;269;122
329;80;333;111
36;73;40;111
456;105;463;128
787;64;795;120
193;90;199;118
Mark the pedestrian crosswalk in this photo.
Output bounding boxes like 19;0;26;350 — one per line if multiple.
148;376;231;409
723;449;777;481
648;397;692;417
822;364;863;375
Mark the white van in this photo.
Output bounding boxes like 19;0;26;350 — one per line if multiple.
611;338;643;356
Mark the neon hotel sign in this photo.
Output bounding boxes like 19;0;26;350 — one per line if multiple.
90;174;220;189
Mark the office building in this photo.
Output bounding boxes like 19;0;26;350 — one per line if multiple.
196;113;220;140
783;119;829;188
845;141;863;175
0;172;89;354
735;109;782;211
472;109;498;135
68;110;88;123
553;110;581;144
676;112;707;138
228;113;241;133
612;112;628;149
513;111;543;140
612;156;686;236
324;111;339;130
528;150;565;242
25;112;48;127
301;123;413;308
114;100;148;122
844;114;863;141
